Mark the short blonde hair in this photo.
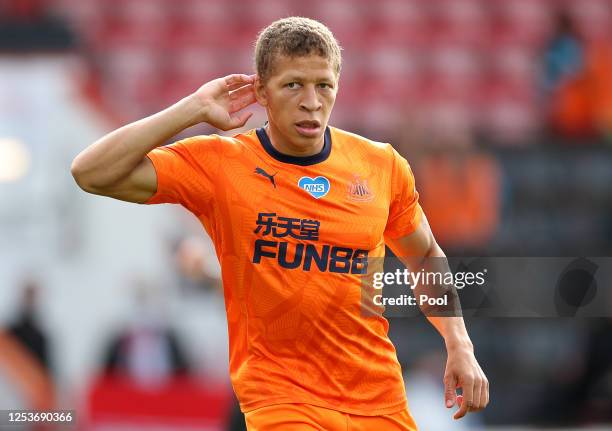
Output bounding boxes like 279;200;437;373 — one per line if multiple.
254;17;342;82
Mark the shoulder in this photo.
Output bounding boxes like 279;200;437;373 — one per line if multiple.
167;129;257;157
217;128;260;157
330;126;397;163
227;128;260;147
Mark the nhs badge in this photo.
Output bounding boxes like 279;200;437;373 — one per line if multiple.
298;176;330;199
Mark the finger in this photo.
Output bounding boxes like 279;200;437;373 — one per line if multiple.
228;111;253;129
230;91;256;113
482;375;489;407
224;74;255;91
478;377;487;410
472;376;482;411
454;377;474;420
229;85;257;112
444;375;457;408
229;83;254;99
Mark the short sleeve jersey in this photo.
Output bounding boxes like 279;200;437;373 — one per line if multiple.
146;126;423;415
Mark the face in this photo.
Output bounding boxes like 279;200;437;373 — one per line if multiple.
255;54;339;156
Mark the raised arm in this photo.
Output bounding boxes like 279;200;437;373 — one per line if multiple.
70;74;256;203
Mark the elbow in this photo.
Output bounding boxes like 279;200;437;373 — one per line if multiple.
70;158;85;188
426;240;445;259
70;157;97;194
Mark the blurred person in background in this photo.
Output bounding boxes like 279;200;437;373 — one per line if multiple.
102;280;190;388
172;234;247;429
0;0;74;52
85;277;230;428
403;128;501;255
6;279;51;373
71;16;488;430
542;8;612;139
542;10;588;137
174;235;222;293
0;279;55;413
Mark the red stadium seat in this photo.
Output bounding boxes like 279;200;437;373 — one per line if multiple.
478;78;540;144
309;0;370;49
427;45;483;95
491;0;553;46
489;45;539;89
429;0;490;48
169;0;240;45
365;0;429;48
50;0;577;141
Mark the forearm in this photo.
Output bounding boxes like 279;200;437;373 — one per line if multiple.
71;94;203;189
415;242;474;353
386;218;488;415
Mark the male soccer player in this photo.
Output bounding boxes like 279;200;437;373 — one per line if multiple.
72;17;488;430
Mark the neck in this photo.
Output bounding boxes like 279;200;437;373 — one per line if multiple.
265;123;324;157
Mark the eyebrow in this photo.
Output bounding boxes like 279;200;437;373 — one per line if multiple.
282;74;335;82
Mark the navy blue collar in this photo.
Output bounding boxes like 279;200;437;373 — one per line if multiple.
256;126;332;166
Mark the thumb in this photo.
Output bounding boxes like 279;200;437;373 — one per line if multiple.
444;375;457;408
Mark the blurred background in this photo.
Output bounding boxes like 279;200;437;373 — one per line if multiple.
1;0;611;429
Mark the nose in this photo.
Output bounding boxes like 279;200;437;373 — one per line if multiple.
299;85;322;112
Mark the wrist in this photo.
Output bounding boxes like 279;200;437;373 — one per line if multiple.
445;336;474;354
180;93;209;126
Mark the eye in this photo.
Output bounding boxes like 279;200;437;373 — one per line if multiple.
318;83;333;89
286;82;301;89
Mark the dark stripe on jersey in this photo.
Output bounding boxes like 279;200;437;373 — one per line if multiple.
256;126;332;166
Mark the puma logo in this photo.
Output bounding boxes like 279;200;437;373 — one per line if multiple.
255;167;277;188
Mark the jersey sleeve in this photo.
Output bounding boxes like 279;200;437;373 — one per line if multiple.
384;146;423;239
144;135;220;216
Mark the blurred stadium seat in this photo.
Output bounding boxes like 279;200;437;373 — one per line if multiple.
45;0;612;143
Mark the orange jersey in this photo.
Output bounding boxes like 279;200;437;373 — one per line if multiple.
245;403;417;430
145;126;423;415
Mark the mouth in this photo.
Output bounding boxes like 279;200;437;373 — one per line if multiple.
294;120;322;137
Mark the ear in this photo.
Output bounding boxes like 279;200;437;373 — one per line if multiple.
254;75;268;107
